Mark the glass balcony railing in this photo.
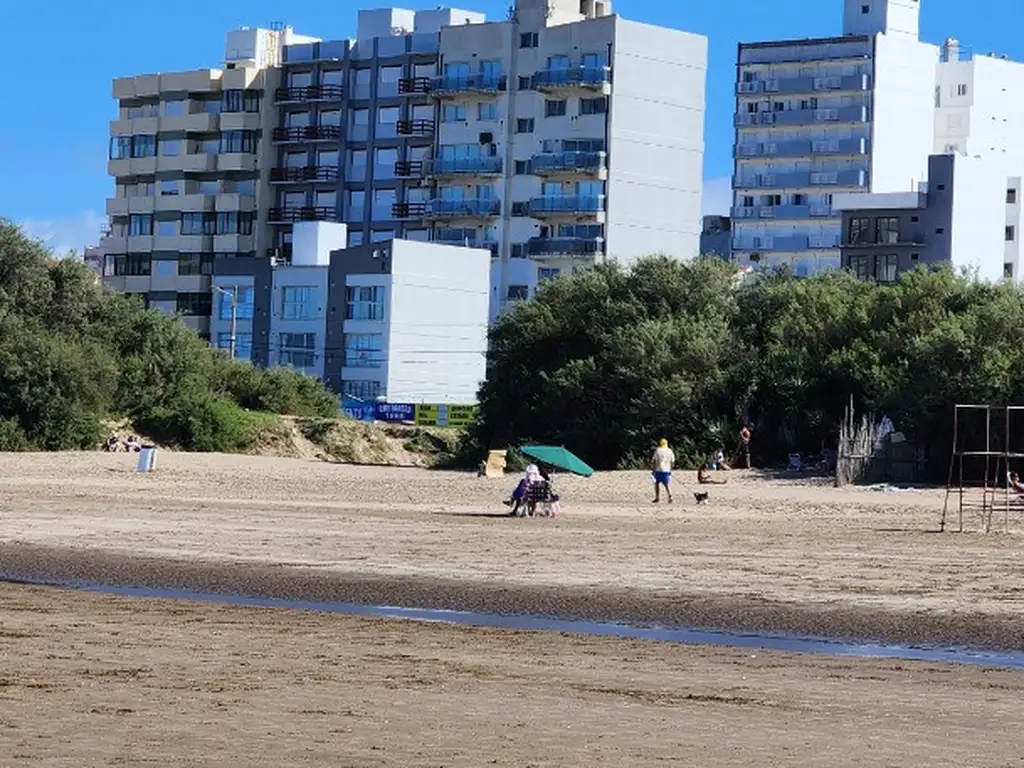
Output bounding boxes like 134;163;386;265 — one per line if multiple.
431;73;506;94
426;199;501;217
527;237;603;256
533;66;611;90
528;195;605;216
531;151;606;175
426;156;503;176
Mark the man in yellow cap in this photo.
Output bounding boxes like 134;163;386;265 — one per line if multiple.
651;438;675;503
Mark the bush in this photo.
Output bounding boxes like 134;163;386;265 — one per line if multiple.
0;220;338;452
472;256;1024;473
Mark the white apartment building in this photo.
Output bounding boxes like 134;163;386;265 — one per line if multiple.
101;26;318;338
430;0;707;315
731;0;938;275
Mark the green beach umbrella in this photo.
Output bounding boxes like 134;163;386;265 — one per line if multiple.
520;445;595;477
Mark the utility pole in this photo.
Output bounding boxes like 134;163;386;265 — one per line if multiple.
213;286;238;359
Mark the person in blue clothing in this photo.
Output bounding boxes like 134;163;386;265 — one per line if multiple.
651;439;675;504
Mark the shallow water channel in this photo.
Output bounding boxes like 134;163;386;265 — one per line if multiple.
4;575;1024;670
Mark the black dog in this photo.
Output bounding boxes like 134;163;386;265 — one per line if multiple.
694;492;709;505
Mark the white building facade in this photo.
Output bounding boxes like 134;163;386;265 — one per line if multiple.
431;0;707;316
731;0;938;275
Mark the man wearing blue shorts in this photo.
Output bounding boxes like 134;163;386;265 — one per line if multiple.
652;439;675;504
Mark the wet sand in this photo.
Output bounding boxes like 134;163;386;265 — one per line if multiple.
2;452;1023;648
3;583;1024;767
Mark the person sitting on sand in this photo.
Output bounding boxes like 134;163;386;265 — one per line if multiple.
698;464;726;485
1009;471;1024;494
711;450;731;471
504;464;543;516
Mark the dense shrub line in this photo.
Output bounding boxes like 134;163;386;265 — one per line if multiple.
0;221;337;452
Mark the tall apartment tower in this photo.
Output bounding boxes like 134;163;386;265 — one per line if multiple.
433;0;707;313
731;0;938;275
101;26;316;340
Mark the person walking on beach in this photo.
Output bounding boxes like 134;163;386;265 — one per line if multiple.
736;425;753;469
651;439;675;504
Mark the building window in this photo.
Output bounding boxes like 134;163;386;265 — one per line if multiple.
537;267;560;282
849;255;870;281
580;97;607;115
181;213;217;235
1007;226;1016;242
218;286;254;320
160;140;181;157
519;32;538;48
176;292;212;316
875;217;900;245
516;118;535;133
113;135;156;159
178;253;214;275
936;227;945;235
155;220;177;237
279;333;316;369
545;99;567;117
957;84;968;96
128;214;153;236
343;380;381;401
159;180;179;196
216;332;253;361
1005;263;1015;279
1009;189;1018;204
442;104;467;122
515;160;529;175
861;4;869;12
219;130;258;154
507;285;528;300
345;285;385;321
518;76;531;90
478;101;499;121
113;253;151;277
875;254;898;283
344;333;384;368
164;99;185;116
848;217;872;245
281;286;318;321
216;212;254;235
221;89;261;113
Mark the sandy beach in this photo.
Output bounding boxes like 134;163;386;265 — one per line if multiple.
3;451;1024;764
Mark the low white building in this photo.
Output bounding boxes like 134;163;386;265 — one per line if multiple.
217;222;490;403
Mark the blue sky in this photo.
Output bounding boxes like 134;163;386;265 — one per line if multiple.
0;0;1015;252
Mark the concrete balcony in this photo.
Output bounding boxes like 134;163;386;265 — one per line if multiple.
108;157;158;177
214;234;254;252
158;235;213;252
160;113;219;133
220;113;261;131
215;193;256;212
526;237;603;258
531;151;607;178
424;199;501;220
430;74;507;96
106;196;167;216
533;66;611;94
734;168;868;189
425;156;503;178
432;237;498;256
528;195;605;218
109;117;159;136
157;154;217;173
218;154;258;173
271;125;343;143
735;137;868;159
732;235;811;252
157;193;214;213
737;73;870;95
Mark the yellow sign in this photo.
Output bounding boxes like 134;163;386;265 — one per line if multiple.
414;404;478;428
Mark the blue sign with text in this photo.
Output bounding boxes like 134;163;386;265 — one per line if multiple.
375;403;416;422
342;400;376;422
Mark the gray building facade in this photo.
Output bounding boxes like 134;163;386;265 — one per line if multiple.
835;154;954;282
700;215;732;259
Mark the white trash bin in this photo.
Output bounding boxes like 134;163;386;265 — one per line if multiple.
137;445;157;473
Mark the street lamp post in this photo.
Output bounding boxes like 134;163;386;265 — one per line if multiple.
212;286;238;359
